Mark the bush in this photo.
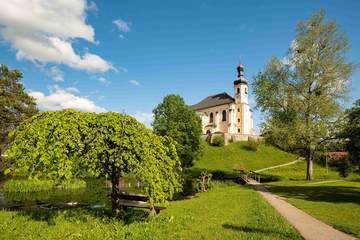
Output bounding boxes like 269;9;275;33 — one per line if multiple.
181;177;198;196
198;171;213;192
211;135;224;147
245;137;261;151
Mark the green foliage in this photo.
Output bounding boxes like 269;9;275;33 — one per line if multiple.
152;94;202;168
5;109;182;212
0;64;37;156
211;135;224;147
253;10;355;180
3;178;86;193
245;137;261;151
341;99;360;172
181;176;198;196
198;171;212;192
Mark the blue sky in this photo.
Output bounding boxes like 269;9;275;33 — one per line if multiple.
0;0;359;130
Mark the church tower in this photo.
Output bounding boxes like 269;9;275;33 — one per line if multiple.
233;64;253;135
233;64;248;104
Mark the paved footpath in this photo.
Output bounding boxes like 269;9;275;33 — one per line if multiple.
248;180;357;240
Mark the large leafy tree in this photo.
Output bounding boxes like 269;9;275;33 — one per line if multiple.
152;94;202;168
253;10;355;180
341;99;360;172
6;110;182;217
0;64;37;157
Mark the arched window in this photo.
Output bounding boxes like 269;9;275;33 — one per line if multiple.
237;88;240;94
245;87;247;94
222;110;226;121
209;112;214;123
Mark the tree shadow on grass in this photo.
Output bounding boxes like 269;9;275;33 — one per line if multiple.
11;206;149;226
185;167;238;180
222;223;297;239
267;185;360;204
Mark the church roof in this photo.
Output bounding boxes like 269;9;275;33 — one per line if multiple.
190;92;235;111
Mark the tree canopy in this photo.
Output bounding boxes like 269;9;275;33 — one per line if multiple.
6;110;182;216
152;94;202;168
341;99;360;173
253;10;355;180
0;64;37;156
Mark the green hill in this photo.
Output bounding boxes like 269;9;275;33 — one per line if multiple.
194;141;298;173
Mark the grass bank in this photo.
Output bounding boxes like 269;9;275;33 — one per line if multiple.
194;141;297;175
260;160;342;182
0;182;301;240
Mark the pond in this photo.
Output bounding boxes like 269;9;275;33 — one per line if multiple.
0;177;145;210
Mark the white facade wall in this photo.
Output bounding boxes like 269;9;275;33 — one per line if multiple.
197;103;237;134
241;103;254;135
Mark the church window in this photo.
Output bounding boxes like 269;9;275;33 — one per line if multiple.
237;88;240;94
209;113;214;123
245;88;247;94
237;108;240;112
238;128;240;133
222;110;226;121
238;118;240;123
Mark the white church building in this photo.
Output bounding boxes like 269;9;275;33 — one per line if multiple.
191;64;255;141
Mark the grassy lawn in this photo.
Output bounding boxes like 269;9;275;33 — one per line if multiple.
266;180;360;237
0;182;301;240
261;162;360;237
260;160;342;181
194;142;297;174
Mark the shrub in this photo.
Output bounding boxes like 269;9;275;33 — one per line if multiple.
211;135;224;147
181;177;198;196
245;137;261;151
198;171;213;192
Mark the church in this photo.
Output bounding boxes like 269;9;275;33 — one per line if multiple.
191;64;255;141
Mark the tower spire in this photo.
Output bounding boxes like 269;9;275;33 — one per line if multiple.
237;64;244;79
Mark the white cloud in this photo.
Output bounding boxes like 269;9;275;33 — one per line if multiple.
0;0;114;72
47;66;64;82
97;76;110;85
86;1;98;12
129;80;140;86
29;85;106;113
113;19;131;33
66;87;79;93
133;112;153;128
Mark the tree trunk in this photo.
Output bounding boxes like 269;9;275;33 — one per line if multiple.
306;150;313;181
110;171;124;218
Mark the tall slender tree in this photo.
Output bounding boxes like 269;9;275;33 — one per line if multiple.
253;10;355;180
0;64;37;157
